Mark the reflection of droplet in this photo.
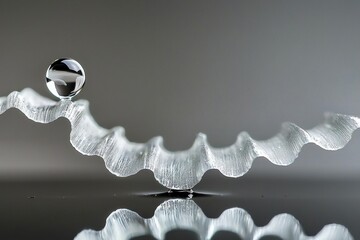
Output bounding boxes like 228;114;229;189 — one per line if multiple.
46;58;85;100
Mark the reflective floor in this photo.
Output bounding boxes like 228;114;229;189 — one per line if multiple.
0;173;359;240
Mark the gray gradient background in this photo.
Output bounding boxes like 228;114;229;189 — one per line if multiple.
1;0;360;183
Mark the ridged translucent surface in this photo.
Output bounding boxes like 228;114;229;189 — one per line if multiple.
1;89;359;189
74;199;353;240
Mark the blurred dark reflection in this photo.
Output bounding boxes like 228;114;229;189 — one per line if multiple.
75;199;353;240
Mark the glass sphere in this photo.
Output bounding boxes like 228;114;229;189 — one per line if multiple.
46;58;85;99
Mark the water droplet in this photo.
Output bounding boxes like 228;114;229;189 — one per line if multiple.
46;58;85;100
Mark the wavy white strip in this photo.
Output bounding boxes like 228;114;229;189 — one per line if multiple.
74;199;353;240
1;89;359;189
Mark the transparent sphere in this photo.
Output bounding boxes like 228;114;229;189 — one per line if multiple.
46;58;85;100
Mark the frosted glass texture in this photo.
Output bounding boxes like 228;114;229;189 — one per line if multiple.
0;89;360;189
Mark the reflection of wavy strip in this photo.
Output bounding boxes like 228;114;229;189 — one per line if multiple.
1;89;360;189
74;199;353;240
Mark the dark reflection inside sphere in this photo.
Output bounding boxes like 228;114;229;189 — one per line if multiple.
46;58;85;99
